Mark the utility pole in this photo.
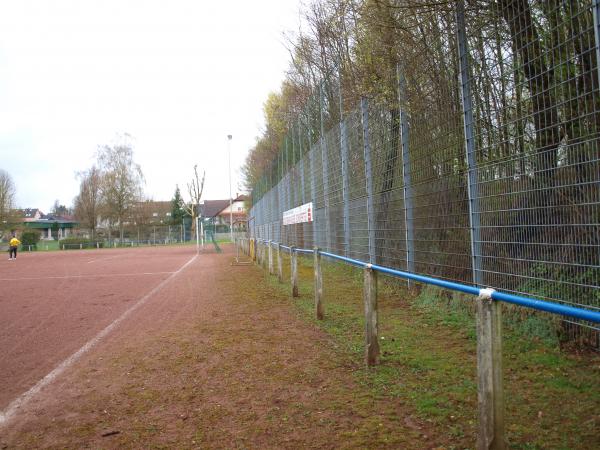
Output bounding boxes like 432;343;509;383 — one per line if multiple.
228;134;233;243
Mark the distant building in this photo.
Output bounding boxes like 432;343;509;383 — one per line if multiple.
200;195;248;232
15;209;78;240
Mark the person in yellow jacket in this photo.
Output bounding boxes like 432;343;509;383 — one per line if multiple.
9;234;20;260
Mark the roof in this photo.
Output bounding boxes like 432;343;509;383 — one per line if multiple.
24;221;77;229
42;213;77;222
200;200;230;218
136;200;171;210
16;208;43;219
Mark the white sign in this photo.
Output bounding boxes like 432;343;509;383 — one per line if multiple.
283;202;313;225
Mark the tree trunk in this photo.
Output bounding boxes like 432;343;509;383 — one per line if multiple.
500;0;560;187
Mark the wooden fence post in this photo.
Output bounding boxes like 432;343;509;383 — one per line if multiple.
476;288;505;450
291;247;299;297
277;243;283;283
268;240;274;275
364;265;380;366
314;247;323;320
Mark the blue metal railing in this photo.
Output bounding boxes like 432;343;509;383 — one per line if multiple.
248;239;600;324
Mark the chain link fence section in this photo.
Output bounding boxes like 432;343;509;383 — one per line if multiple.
250;1;600;349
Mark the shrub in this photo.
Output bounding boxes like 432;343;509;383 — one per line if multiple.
21;229;41;246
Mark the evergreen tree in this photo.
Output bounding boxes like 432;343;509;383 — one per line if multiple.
170;185;185;225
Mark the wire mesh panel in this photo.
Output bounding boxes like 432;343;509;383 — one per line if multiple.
463;0;600;345
346;109;369;262
324;122;345;256
406;7;472;284
367;101;408;270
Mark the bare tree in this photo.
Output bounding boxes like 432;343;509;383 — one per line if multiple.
96;135;145;241
74;166;102;239
0;169;16;238
181;165;205;238
51;199;71;216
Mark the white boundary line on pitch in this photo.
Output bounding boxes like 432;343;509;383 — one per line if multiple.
0;254;198;428
0;272;176;282
87;254;121;264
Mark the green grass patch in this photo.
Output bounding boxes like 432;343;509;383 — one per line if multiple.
261;255;600;449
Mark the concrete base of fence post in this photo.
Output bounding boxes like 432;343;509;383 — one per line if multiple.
314;247;323;320
291;247;299;297
277;243;283;283
364;265;380;366
476;291;505;450
268;241;274;275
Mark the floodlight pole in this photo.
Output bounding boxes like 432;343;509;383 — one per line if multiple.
228;134;233;243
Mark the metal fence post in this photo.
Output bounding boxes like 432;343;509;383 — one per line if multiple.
309;147;317;248
299;120;306;205
319;84;331;252
291;129;296;209
363;264;380;366
291;246;299;297
277;243;283;283
288;165;295;247
476;289;505;450
314;247;324;319
360;97;376;264
268;240;274;275
341;117;351;257
456;0;483;287
594;1;600;86
397;64;415;276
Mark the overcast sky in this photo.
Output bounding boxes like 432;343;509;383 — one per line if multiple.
0;0;302;212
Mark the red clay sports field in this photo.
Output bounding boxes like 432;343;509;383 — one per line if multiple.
0;245;201;424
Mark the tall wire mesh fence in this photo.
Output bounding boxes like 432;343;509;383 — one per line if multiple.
250;0;600;348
